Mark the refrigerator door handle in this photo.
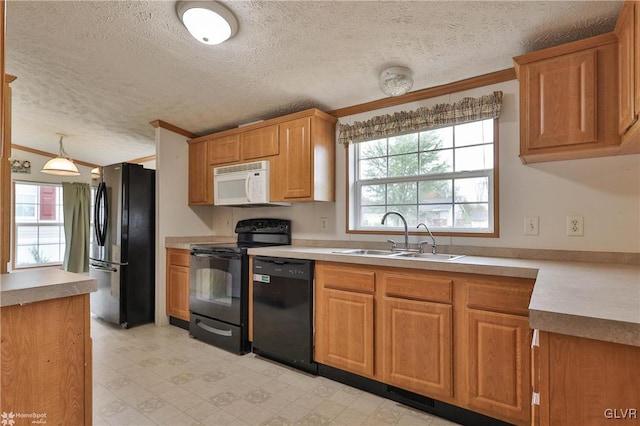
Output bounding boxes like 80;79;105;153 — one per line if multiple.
94;182;108;247
90;262;117;273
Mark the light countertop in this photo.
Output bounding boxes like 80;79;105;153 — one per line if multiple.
247;246;640;347
0;269;97;307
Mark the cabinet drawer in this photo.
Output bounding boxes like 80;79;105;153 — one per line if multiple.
317;264;375;293
466;281;533;316
167;249;190;267
384;272;452;304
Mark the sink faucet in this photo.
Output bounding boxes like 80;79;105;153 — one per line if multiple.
417;222;437;254
381;211;409;250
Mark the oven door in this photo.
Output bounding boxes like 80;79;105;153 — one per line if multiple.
189;250;245;326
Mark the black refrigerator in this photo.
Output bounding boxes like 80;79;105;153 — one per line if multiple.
90;162;155;328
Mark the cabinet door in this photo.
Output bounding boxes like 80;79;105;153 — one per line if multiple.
315;288;374;377
188;140;212;205
524;50;597;150
382;297;452;398
209;134;241;165
636;2;640;116
241;125;279;160
166;264;190;321
279;117;312;199
618;2;637;134
467;309;531;425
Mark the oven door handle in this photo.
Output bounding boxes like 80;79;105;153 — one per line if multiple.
191;253;242;260
195;319;233;337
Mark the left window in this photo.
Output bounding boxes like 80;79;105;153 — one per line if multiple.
14;182;65;268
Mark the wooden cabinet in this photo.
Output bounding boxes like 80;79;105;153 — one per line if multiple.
273;112;336;202
514;33;621;163
463;279;533;426
535;332;640;426
315;263;375;378
1;75;15;272
166;248;190;322
209;134;240;165
241;125;278;160
1;294;92;424
617;1;640;152
186;108;337;206
381;272;453;399
188;139;212;205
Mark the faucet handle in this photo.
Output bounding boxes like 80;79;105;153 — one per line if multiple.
386;239;397;251
418;240;432;254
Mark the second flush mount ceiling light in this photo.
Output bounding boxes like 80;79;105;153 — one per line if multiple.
177;1;238;45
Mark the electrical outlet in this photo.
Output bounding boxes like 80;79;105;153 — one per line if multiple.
524;216;539;236
320;217;328;231
566;215;584;236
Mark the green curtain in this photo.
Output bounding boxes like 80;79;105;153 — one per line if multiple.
62;182;90;273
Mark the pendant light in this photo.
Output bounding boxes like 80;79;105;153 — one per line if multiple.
177;1;238;45
41;134;81;176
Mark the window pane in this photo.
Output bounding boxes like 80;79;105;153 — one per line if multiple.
16;226;38;245
389;154;419;177
359;139;387;159
359;157;387;179
16;245;38;266
387;182;417;205
384;206;417;226
15;183;37;203
361;184;385;206
420;150;453;174
418;204;452;228
482;119;494;143
39;244;64;263
454;145;493;172
454;203;489;228
40;226;64;245
454;177;489;203
360;206;386;227
15;204;36;222
419;180;453;204
455;121;486;147
388;134;418;155
421;127;453;150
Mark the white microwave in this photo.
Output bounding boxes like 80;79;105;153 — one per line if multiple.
213;161;289;207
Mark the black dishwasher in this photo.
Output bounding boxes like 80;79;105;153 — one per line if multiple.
252;256;317;374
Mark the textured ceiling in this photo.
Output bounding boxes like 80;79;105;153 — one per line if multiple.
6;0;622;166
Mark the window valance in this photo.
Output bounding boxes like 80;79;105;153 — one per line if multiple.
338;91;503;145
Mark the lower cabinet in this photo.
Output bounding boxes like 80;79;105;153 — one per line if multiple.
166;248;190;322
314;261;534;426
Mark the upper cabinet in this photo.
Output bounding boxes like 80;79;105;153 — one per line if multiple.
617;1;640;152
514;33;621;163
187;108;337;206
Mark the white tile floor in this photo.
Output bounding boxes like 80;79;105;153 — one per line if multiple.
91;317;460;426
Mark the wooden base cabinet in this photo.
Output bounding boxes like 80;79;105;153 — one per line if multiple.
1;294;92;425
535;332;640;426
166;248;190;321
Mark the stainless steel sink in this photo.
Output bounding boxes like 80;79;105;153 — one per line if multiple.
396;252;465;261
331;249;404;256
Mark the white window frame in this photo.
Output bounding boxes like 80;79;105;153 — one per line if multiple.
347;118;499;237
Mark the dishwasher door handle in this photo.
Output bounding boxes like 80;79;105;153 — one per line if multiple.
195;319;233;337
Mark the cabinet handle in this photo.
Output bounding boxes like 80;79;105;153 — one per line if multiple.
531;392;540;406
195;319;232;336
531;328;539;348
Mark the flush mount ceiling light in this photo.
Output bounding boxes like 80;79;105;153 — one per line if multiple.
41;134;81;176
379;66;414;97
177;1;238;45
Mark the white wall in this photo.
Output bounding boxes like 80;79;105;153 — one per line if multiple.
213;80;640;254
155;127;215;325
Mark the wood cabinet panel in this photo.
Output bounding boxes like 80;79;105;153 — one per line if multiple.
636;1;640;114
618;2;637;134
315;288;375;377
209;134;241;165
382;297;452;398
466;280;532;316
318;263;375;294
383;272;452;303
188;139;212;205
166;248;190;321
241;125;278;160
1;295;92;425
467;309;531;425
525;50;597;148
279;117;312;199
539;332;640;426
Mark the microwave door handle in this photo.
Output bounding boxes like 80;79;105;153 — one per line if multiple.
245;173;252;203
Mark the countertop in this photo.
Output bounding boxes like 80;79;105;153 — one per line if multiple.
0;269;98;307
247;246;640;347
